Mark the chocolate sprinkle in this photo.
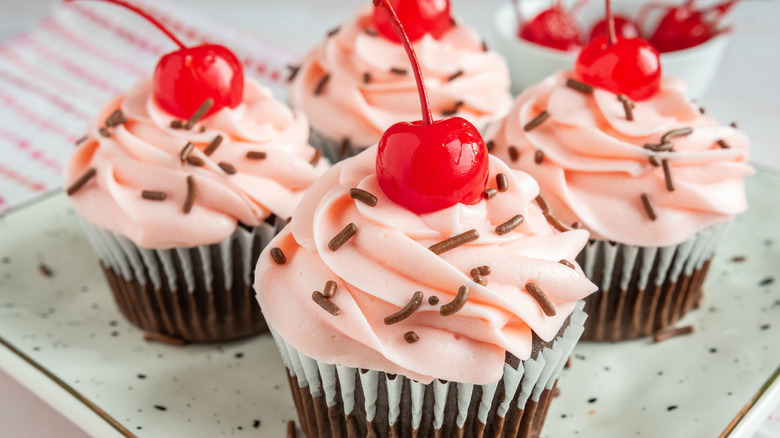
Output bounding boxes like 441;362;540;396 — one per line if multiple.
653;325;694;343
472;274;487;286
662;159;675;191
38;263;52;277
571;221;582;229
170;120;184;129
559;259;575;269
340;138;351;157
534;149;544;164
428;296;439;305
144;332;186;346
508;146;519;162
390;67;407;75
526;282;556;316
328;223;357;251
310;149;322;166
364;28;378;37
183;175;196;214
496;173;509;192
644;142;674;152
245;150;267;160
565;78;594;94
287;64;300;82
287;420;296;438
486;140;495;152
270;247;286;265
218;162;237;175
349;188;378;207
179;142;194;162
384;291;424;325
185;155;204;167
312;291;341;316
717;139;731;149
404;331;420;343
442;100;465;116
495;214;525;235
99;127;111;138
524;110;550;132
470;266;491;277
199;126;207;133
648;155;662;167
730;121;738;129
75;135;88;146
363;72;371;84
617;94;634;121
483;188;497;199
322;280;337;299
327;26;340;37
429;229;479;255
153;404;168;411
204;135;223;156
185;97;214;129
661;127;693;144
641;193;657;221
481;40;489;51
141;190;166;201
314;74;331;95
536;194;575;232
440;285;469;316
447;69;464;82
105;109;127;127
66;168;96;196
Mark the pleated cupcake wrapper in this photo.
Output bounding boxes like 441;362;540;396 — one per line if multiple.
79;218;286;342
578;223;727;341
269;301;586;437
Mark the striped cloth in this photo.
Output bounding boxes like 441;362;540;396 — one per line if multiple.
0;0;297;213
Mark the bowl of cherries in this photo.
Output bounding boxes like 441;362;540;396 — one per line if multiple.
493;0;737;98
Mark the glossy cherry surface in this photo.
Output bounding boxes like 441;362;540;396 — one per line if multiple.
372;0;452;43
71;0;244;119
373;0;488;214
588;15;639;42
518;6;581;51
645;0;737;52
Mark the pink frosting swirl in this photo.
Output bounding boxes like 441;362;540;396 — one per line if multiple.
487;71;753;247
255;148;596;384
64;78;328;249
289;5;513;147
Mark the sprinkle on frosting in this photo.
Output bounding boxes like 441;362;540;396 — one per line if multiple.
442;101;465;116
617;94;634;122
105;109;127;127
327;26;340;37
328;223;357;251
643;142;674;152
312;291;341;316
470;266;491;277
179;142;194;162
287;64;300;82
662;159;675;192
246;151;267;160
340;138;351;157
536;194;575;232
483;188;497;199
565;78;594;94
648;155;661;167
170;120;184;129
523;110;550;132
75;135;88;146
661;127;693;144
717;139;731;149
495;214;525;235
404;331;420;343
203;135;223;156
384;291;424;325
558;259;575;269
525;282;556;316
141;190;166;201
270;247;286;265
428;229;479;255
486;140;495;152
447;70;464;82
508;146;519;162
534;150;544;164
185;155;204;167
314;74;331;95
427;296;439;305
310;149;322;166
641;193;658;221
185;98;214;130
362;72;371;84
472;274;487;286
730;122;738;129
439;285;469;316
323;280;337;298
349;188;378;207
183;175;196;214
364;28;378;36
99;127;111;138
218;162;237;175
66;168;96;196
390;67;407;75
571;222;582;229
496;173;508;192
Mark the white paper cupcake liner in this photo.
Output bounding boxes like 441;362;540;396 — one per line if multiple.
79;217;286;342
268;301;587;437
578;223;727;341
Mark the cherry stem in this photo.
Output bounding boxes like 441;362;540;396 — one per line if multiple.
605;0;617;46
373;0;433;125
66;0;187;50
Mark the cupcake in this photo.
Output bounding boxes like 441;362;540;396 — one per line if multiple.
257;3;596;435
486;41;752;339
288;1;513;163
63;2;328;343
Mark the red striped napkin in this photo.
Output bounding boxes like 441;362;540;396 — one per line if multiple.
0;0;298;213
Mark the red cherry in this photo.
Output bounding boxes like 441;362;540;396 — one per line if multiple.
372;0;452;44
643;0;738;52
69;0;243;119
518;6;581;51
574;0;661;101
588;15;640;42
373;0;488;214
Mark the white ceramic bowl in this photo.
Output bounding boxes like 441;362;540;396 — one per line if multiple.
492;1;731;100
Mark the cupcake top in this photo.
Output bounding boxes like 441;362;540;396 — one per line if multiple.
255;148;596;385
487;71;753;247
64;78;328;249
288;4;513;148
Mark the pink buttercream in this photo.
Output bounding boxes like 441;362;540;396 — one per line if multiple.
289;5;513;147
487;71;753;247
64;78;328;249
255;148;596;384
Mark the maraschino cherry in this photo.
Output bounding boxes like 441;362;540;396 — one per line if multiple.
574;0;661;101
588;14;640;42
67;0;243;119
373;0;488;215
372;0;452;43
642;0;737;52
518;0;582;51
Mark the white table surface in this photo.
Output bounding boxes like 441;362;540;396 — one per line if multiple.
1;1;778;437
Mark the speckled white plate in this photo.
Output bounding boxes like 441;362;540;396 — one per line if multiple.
0;170;778;438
